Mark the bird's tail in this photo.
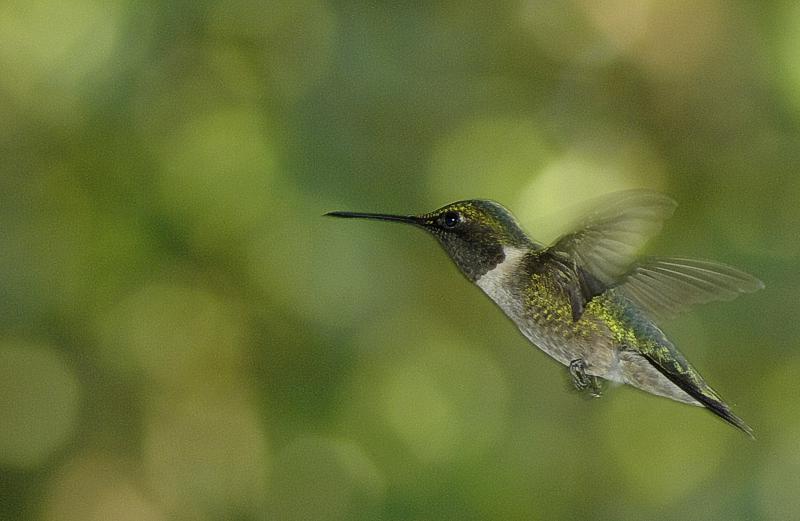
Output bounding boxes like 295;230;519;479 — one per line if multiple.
636;341;754;439
645;355;755;439
685;386;755;439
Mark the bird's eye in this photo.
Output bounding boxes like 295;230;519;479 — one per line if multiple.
443;211;461;228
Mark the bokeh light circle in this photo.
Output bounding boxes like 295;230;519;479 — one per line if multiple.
0;340;81;469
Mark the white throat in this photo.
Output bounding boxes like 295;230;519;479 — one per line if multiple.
475;245;528;310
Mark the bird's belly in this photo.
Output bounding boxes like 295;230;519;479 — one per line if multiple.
477;269;625;380
517;320;696;403
516;324;582;366
514;317;619;375
483;284;701;406
496;296;699;404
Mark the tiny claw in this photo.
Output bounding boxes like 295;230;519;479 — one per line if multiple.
569;359;589;390
588;379;603;398
569;358;604;398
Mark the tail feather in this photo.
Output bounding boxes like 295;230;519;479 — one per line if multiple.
642;352;755;439
686;386;755;439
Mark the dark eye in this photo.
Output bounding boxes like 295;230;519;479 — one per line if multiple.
443;211;461;228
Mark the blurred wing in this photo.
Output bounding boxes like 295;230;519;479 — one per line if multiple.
620;257;764;321
550;190;677;285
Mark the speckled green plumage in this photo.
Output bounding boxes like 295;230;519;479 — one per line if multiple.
512;249;748;434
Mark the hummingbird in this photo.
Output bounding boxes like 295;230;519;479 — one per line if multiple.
326;190;763;437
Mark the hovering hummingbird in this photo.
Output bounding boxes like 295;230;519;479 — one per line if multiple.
326;191;763;437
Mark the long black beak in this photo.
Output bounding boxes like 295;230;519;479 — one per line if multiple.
325;211;422;225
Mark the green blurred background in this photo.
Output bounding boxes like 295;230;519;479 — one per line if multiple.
1;0;799;519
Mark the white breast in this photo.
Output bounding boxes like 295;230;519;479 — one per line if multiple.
475;245;573;367
475;245;528;315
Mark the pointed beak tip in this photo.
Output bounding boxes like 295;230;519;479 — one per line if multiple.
325;211;363;219
324;211;362;219
322;211;419;224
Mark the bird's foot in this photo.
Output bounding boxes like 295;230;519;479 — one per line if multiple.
569;358;603;398
568;358;590;389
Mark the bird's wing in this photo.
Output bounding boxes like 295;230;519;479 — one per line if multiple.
550;190;677;287
534;250;608;322
546;190;676;320
618;257;764;321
